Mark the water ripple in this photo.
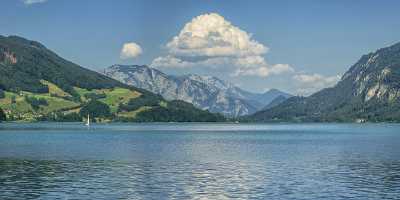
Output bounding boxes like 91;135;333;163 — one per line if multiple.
0;159;399;199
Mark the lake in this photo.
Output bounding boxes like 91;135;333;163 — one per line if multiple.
0;123;399;199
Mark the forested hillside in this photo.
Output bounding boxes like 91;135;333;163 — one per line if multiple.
0;35;225;122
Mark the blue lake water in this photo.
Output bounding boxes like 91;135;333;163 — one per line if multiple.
0;123;399;199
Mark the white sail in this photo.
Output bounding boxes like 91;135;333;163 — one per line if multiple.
85;114;90;126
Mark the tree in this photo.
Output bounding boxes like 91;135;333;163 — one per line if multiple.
0;107;6;122
25;96;48;110
79;100;111;119
118;94;161;112
11;96;16;104
0;89;4;99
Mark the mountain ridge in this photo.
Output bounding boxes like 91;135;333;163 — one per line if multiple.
102;64;292;117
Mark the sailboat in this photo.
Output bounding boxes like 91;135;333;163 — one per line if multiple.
85;114;90;126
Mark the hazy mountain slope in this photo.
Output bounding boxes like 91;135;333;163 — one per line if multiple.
250;41;400;122
103;65;291;117
262;95;289;110
0;35;224;122
244;89;292;105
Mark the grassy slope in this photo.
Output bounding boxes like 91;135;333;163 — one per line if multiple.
0;81;79;116
41;80;71;98
73;87;141;112
0;80;150;121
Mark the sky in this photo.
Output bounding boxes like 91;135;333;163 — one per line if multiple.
1;0;400;95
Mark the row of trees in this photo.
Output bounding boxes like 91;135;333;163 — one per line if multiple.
119;100;225;122
118;94;161;112
37;100;111;122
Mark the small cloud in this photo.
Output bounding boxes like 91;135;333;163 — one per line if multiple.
151;55;193;68
23;0;48;5
233;65;270;77
293;73;341;96
120;42;142;59
232;62;294;77
269;64;295;75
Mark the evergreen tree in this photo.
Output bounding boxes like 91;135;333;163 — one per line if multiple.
0;107;6;122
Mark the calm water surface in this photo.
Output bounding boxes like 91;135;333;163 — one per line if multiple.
0;123;399;199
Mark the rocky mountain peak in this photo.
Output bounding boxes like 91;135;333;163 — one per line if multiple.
340;42;400;102
250;41;400;122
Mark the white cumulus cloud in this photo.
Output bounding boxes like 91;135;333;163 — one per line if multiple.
151;13;292;77
23;0;47;5
165;13;267;58
293;73;341;96
120;42;142;59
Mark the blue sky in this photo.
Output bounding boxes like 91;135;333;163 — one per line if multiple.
2;0;400;95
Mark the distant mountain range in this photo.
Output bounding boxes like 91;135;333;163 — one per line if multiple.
102;65;291;117
0;35;224;122
250;41;400;122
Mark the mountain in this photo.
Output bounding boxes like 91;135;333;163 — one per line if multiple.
244;89;291;105
102;65;291;117
262;95;288;110
244;89;292;109
250;41;400;122
0;35;224;122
